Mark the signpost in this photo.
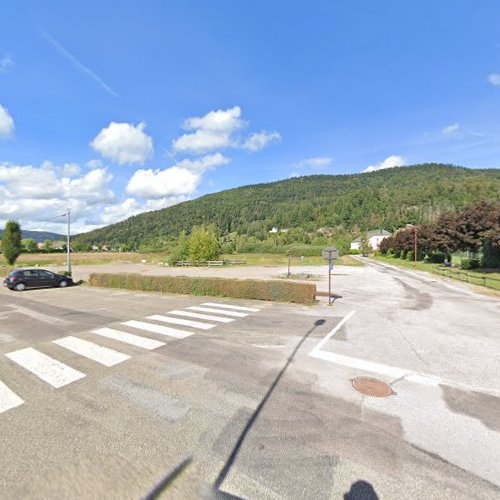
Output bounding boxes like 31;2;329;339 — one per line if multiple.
322;246;339;305
287;248;292;278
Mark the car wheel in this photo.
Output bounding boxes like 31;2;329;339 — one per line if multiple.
59;280;68;288
14;282;26;292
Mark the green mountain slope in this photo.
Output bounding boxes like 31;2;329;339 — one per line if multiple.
0;230;64;243
74;164;500;246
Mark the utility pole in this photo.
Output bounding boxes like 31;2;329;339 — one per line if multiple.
66;209;71;276
413;225;417;270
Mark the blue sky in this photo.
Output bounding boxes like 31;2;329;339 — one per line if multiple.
1;1;500;233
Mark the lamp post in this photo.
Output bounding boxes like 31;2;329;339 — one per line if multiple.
66;209;71;276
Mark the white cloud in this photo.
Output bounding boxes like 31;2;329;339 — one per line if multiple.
90;122;153;165
62;163;81;177
292;157;333;169
242;131;281;152
0;54;13;73
0;161;114;233
127;153;229;199
172;106;243;154
442;123;459;135
172;106;280;154
289;172;301;178
364;155;407;173
487;73;500;86
0;103;14;138
99;195;188;225
100;198;141;224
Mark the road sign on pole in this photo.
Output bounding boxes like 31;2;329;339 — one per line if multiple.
323;246;338;305
322;246;339;262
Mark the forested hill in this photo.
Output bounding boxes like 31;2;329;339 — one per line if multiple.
0;230;64;243
74;164;500;246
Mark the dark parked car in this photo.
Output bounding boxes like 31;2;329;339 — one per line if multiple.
3;269;73;291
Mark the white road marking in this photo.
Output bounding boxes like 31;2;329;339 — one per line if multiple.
5;347;85;388
309;311;444;388
310;310;356;353
6;304;70;325
0;380;24;414
91;327;165;350
147;314;215;330
187;306;248;318
202;302;260;312
122;320;193;339
168;310;234;323
53;337;130;367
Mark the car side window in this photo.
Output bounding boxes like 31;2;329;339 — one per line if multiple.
37;270;54;279
22;270;38;278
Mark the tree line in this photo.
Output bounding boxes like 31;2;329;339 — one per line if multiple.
379;201;500;268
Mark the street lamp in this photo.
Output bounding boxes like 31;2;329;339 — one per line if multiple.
406;223;417;270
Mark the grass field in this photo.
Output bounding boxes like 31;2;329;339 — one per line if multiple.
0;252;164;277
371;255;500;291
220;253;362;267
0;251;362;277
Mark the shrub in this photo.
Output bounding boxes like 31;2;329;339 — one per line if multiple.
461;259;480;270
428;252;446;264
89;273;317;304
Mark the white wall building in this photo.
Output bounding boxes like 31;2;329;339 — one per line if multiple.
351;229;392;251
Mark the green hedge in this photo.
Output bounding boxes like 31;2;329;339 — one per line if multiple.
89;273;317;304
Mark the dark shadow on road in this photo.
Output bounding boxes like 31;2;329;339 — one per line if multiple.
142;456;192;500
344;480;379;499
213;318;326;493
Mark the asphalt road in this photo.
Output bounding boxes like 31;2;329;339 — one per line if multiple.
0;262;499;499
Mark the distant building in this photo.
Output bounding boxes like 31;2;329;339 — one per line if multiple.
351;229;392;251
37;242;45;250
269;227;278;233
51;240;66;250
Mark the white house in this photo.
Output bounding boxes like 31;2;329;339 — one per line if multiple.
351;229;392;251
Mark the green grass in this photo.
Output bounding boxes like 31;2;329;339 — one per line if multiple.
371;255;500;291
221;253;363;267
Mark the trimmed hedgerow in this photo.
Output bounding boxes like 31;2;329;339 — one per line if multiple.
88;273;317;304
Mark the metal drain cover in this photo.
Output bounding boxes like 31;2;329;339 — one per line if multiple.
352;377;394;397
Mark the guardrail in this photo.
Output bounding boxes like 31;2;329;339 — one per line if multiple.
434;266;500;289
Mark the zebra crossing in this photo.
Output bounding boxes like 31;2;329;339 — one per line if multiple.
0;301;261;415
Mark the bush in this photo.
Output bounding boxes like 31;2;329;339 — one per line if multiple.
427;252;446;264
89;273;317;304
461;259;480;270
482;239;500;269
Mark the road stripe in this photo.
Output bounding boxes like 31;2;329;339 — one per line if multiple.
53;337;130;367
308;310;445;387
202;302;260;312
122;320;193;339
0;380;24;414
5;347;85;388
187;306;248;318
310;311;356;353
147;314;215;330
167;310;234;323
91;327;165;350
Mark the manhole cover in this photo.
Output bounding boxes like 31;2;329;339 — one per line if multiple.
352;377;394;397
